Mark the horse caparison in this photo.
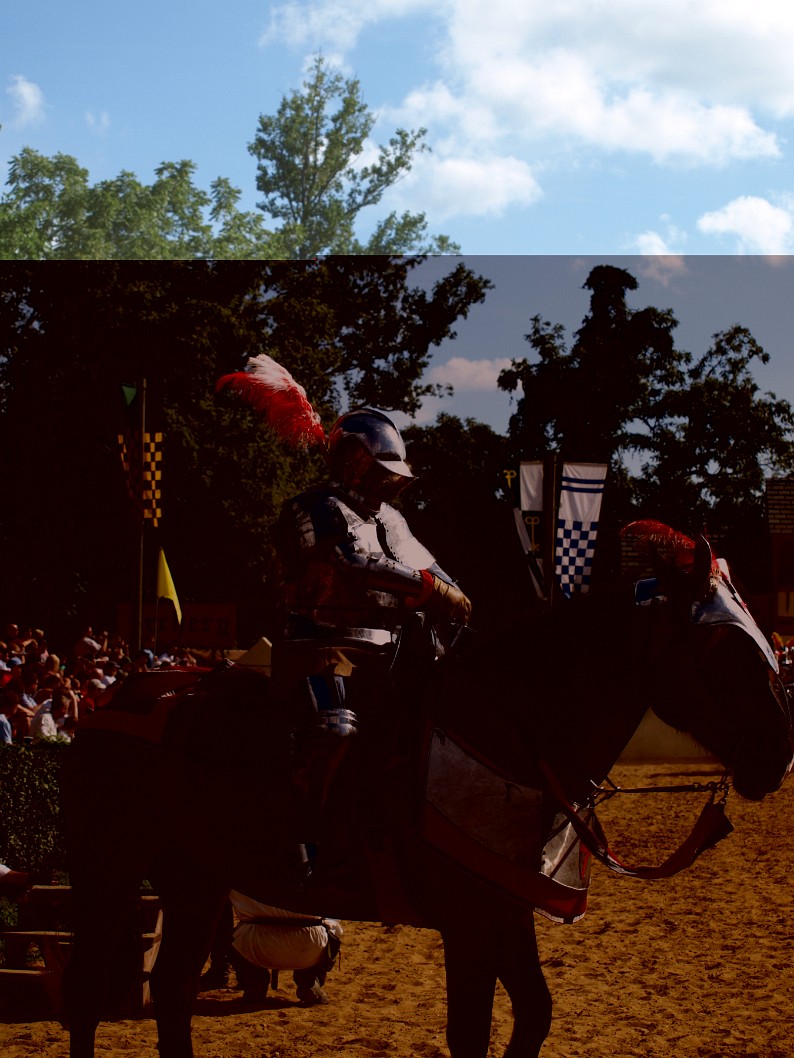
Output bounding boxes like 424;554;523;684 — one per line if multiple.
61;529;793;1058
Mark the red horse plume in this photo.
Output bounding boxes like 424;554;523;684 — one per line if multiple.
216;353;327;449
621;520;696;568
621;519;722;577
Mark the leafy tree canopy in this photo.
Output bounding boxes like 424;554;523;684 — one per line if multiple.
499;265;687;467
0;150;273;260
249;54;457;258
499;264;794;550
0;55;458;261
0;258;490;643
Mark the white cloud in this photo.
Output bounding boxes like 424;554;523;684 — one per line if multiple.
264;0;792;166
6;74;46;127
696;195;794;254
427;356;512;391
634;254;688;287
261;0;432;52
400;154;541;220
635;231;676;256
85;110;111;135
631;215;688;271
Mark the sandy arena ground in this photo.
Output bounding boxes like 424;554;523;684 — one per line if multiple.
1;761;792;1058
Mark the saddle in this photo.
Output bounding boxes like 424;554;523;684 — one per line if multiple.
78;660;586;925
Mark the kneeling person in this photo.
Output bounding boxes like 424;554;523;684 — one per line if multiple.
230;890;343;1006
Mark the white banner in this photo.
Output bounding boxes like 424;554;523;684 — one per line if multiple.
516;461;546;599
555;463;607;596
519;461;544;510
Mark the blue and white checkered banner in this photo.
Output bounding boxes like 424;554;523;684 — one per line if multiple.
555;463;607;597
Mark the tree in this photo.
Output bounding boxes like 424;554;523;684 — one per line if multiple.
0;149;273;260
1;56;457;261
498;264;794;571
248;54;458;258
0;258;490;644
499;265;686;467
638;325;794;534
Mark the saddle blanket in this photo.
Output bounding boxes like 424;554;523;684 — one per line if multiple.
421;726;593;923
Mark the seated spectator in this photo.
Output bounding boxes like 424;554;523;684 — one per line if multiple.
73;626;107;662
35;674;63;704
81;678;110;712
60;680;80;722
0;688;22;744
97;660;120;687
106;632;130;662
0;694;12;744
174;646;197;668
16;667;40;712
132;650;152;673
118;656;134;679
30;688;72;741
42;653;62;678
27;630;48;663
9;625;35;656
0;656;23;690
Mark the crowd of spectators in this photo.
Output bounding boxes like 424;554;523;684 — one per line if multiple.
0;621;200;745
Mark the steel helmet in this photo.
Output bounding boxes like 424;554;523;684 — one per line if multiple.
327;408;414;508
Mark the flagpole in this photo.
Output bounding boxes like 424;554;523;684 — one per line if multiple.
133;378;147;654
543;452;558;608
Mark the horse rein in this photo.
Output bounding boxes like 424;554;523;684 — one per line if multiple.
537;758;735;881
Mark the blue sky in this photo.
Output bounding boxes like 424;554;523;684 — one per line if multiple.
4;1;794;256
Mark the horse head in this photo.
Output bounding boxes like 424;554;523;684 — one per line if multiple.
625;521;794;801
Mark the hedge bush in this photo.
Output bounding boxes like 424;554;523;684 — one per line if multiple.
0;740;70;875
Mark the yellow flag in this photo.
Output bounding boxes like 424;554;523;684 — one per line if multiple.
156;548;182;625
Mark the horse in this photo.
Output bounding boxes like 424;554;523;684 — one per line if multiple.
60;527;793;1058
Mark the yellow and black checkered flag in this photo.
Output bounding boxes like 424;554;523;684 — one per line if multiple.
117;430;163;527
117;383;163;527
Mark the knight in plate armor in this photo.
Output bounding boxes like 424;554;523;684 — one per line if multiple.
273;408;471;830
217;356;471;853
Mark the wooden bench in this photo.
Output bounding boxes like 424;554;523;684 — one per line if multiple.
0;885;162;1015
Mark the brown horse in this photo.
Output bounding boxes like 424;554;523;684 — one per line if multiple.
60;532;793;1058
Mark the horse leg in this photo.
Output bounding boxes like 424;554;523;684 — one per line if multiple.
64;877;142;1058
441;925;498;1058
61;738;160;1058
495;915;552;1058
148;851;228;1058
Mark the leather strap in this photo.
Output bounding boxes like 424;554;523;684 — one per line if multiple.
538;759;734;879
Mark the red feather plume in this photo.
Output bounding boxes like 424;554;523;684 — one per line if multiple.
621;520;696;568
216;353;327;449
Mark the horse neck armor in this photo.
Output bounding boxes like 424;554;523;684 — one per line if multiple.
636;570;778;672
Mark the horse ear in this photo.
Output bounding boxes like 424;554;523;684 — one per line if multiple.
693;535;714;600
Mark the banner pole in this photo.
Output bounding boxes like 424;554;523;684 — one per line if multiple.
133;378;147;654
543;452;558;608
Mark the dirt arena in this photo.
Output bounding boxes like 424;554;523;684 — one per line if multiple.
2;760;792;1058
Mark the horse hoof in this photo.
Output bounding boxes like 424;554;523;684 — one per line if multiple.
198;970;229;991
